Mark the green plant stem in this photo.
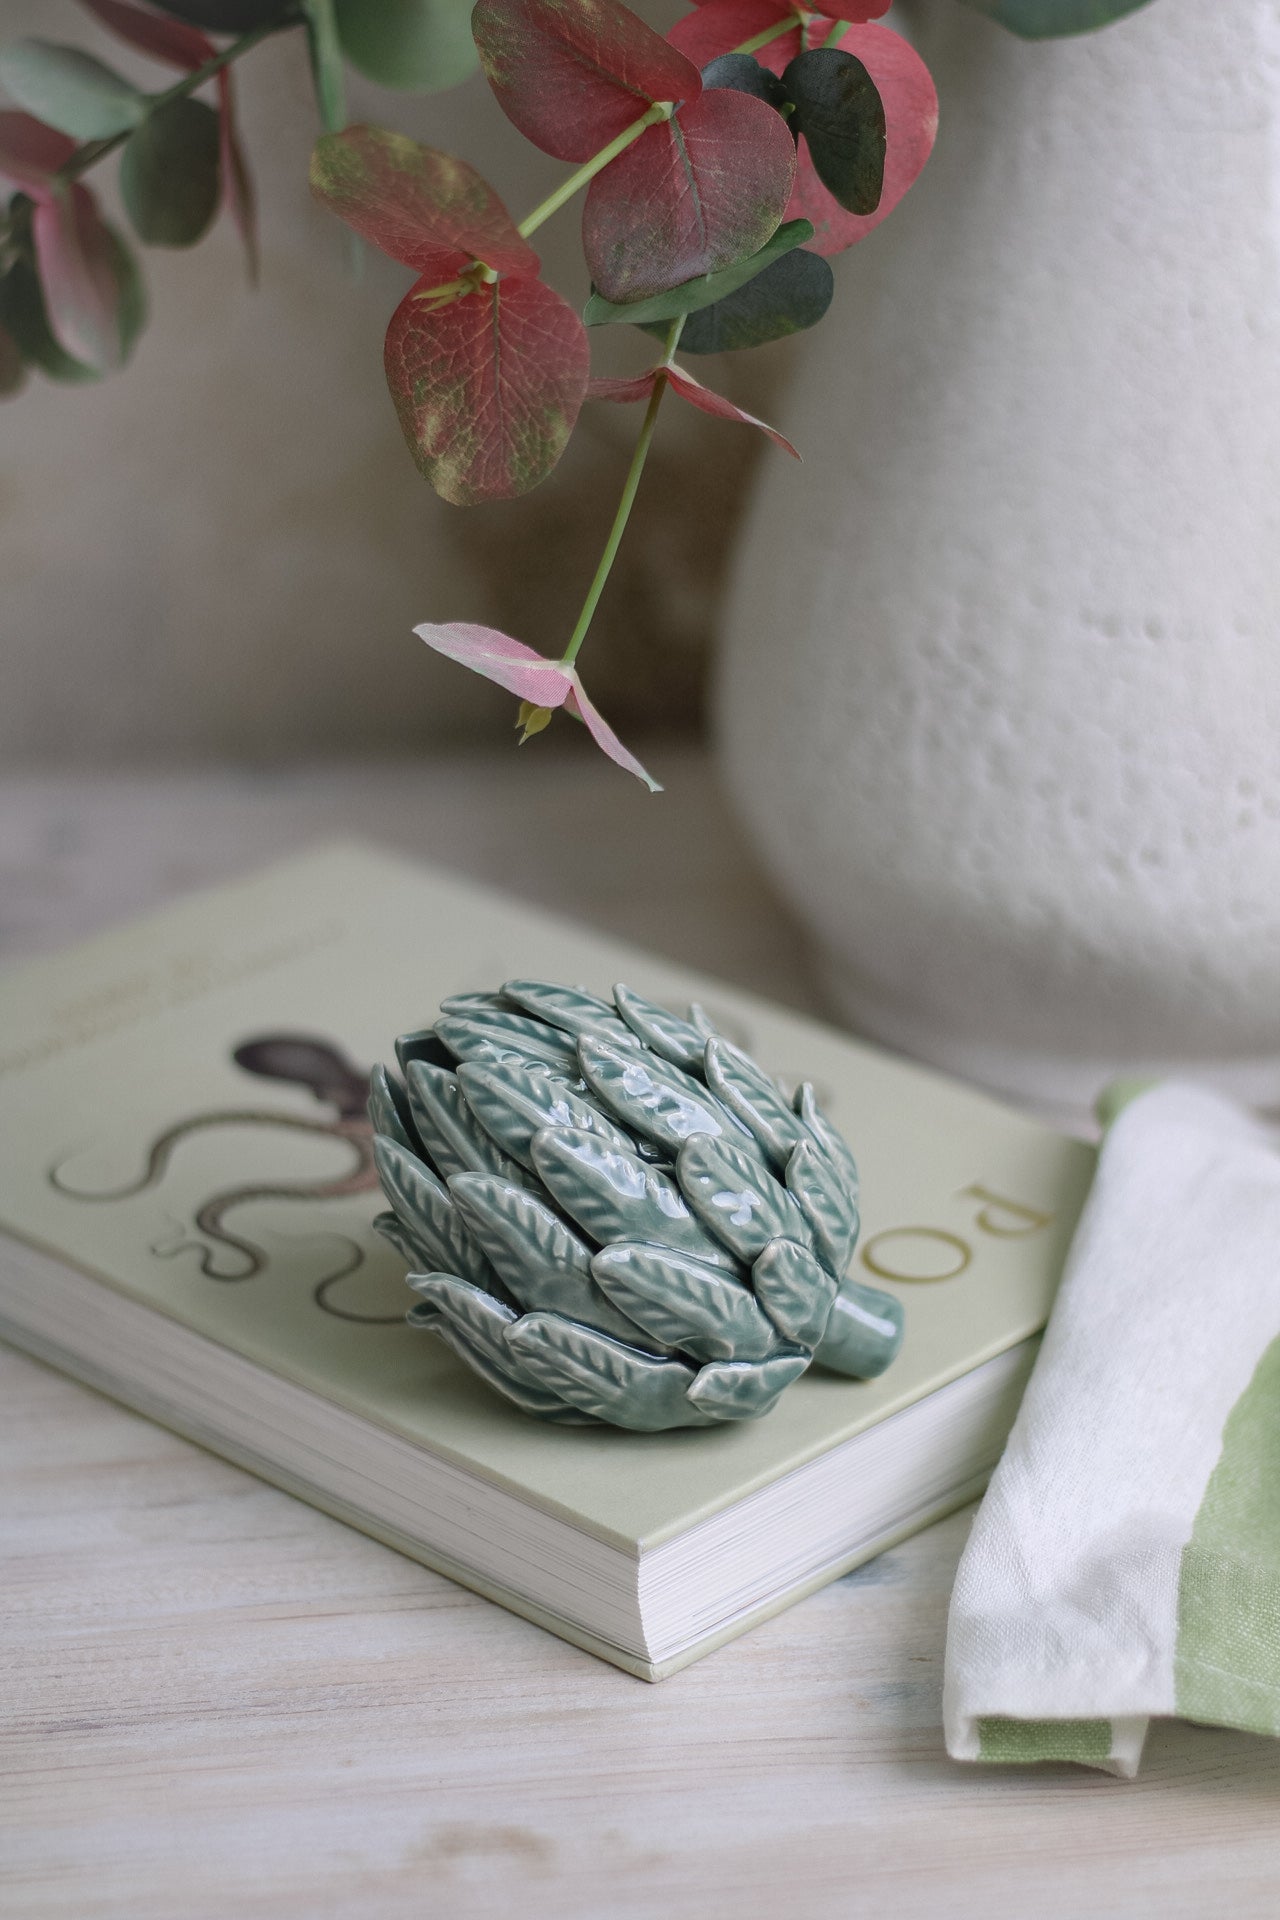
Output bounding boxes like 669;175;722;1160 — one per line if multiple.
820;16;849;48
51;14;293;188
734;13;805;56
518;103;673;240
559;315;685;671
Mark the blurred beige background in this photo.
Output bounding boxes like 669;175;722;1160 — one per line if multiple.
1;0;791;764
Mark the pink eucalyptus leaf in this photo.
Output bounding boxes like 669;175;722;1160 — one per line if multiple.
586;372;657;403
78;0;214;69
32;183;130;369
217;69;258;280
583;88;795;303
311;124;538;280
564;685;660;790
785;21;937;255
385;274;588;505
413;624;576;706
0;111;77;193
666;0;799;71
666;365;798;456
472;0;700;164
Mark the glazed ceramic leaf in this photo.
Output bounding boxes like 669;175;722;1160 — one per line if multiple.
404;1061;530;1184
435;1313;592;1420
592;1241;779;1363
782;49;885;215
335;0;478;92
409;1272;517;1357
612;984;708;1072
0;41;146;140
504;1312;705;1430
120;98;221;247
372;1135;499;1286
751;1235;837;1346
676;1132;813;1264
310;126;537;280
795;1080;860;1205
785;1135;858;1277
367;1064;418;1155
704;1035;805;1170
955;0;1154;33
384;275;588;505
394;1026;455;1074
457;1059;636;1171
472;0;699;164
531;1125;738;1269
501;979;637;1046
685;1351;809;1418
583;89;795;303
656;245;833;353
583;218;813;328
434;1004;579;1072
577;1032;755;1158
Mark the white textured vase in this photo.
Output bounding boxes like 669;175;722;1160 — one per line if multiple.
718;0;1280;1114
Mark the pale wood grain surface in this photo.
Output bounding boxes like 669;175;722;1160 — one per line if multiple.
3;756;1279;1920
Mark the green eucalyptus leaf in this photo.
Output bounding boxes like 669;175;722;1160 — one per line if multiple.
121;98;221;248
645;247;833;355
782;49;885;216
955;0;1155;35
0;41;146;140
334;0;478;93
584;220;815;329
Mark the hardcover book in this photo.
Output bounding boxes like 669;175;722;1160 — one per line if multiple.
0;842;1095;1678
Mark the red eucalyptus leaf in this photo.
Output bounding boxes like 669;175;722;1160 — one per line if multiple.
32;183;131;368
667;0;795;70
668;8;936;257
311;125;537;280
79;0;214;68
472;0;699;164
0;111;77;191
413;622;660;789
583;88;795;303
588;364;798;455
217;68;258;279
385;275;587;505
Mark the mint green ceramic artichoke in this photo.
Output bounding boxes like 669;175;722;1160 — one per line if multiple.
370;981;904;1431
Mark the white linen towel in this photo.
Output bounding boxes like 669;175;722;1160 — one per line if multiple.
944;1083;1280;1776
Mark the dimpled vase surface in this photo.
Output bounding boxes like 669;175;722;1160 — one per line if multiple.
370;981;903;1431
718;0;1280;1114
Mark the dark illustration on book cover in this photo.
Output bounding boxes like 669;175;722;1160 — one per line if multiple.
46;1034;398;1322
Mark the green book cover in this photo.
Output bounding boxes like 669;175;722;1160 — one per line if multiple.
0;841;1094;1673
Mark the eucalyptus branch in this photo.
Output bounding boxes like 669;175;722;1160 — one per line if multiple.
51;14;294;190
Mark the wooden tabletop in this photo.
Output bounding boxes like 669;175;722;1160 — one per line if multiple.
4;754;1279;1919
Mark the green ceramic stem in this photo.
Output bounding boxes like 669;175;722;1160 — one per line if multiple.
559;314;685;670
813;1276;905;1379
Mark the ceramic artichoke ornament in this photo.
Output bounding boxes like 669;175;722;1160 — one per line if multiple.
370;982;904;1430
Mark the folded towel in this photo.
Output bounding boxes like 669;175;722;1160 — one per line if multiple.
944;1083;1280;1776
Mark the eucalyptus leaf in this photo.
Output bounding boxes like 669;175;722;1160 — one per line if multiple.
301;0;347;134
0;41;146;141
782;48;885;215
645;247;833;355
154;0;294;27
955;0;1154;34
584;219;814;329
121;98;221;248
335;0;478;92
0;257;96;383
700;52;790;110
